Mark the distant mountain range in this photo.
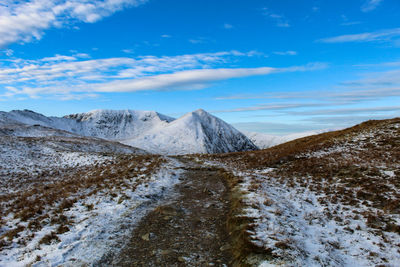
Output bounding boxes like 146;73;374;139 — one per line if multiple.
0;108;333;154
0;109;259;154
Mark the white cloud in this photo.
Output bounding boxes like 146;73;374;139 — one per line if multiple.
232;121;326;135
318;28;400;43
188;37;211;44
40;54;77;62
122;49;135;54
288;106;400;116
0;0;148;47
262;8;290;28
161;34;171;38
212;103;324;113
341;69;400;87
273;51;297;56
223;23;233;29
361;0;383;12
94;67;277;92
2;49;14;56
341;21;362;26
0;51;323;99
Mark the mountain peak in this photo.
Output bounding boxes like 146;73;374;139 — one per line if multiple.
192;108;207;114
0;108;258;155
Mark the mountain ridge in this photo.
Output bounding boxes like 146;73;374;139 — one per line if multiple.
0;108;258;155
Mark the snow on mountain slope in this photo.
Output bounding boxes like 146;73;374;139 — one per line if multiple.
0;109;65;128
123;109;258;155
0;123;79;138
1;109;258;155
245;129;335;149
0;109;174;140
0;135;146;176
64;109;175;140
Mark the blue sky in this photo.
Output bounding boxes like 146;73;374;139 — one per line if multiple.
1;0;400;134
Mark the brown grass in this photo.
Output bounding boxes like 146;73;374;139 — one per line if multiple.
199;117;400;264
0;154;166;249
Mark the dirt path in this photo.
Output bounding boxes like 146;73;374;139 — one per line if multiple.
106;159;233;266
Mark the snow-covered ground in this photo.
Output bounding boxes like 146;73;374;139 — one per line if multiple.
0;135;145;193
0;154;183;266
241;171;399;266
199;118;400;266
0;130;184;266
199;159;400;266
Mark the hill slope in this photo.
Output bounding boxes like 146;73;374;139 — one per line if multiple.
244;129;334;149
201;118;400;266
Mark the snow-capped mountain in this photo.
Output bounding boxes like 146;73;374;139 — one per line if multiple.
0;109;258;154
245;129;335;149
64;109;175;140
0;109;174;140
123;109;258;154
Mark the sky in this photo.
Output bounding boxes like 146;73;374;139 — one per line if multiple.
0;0;400;134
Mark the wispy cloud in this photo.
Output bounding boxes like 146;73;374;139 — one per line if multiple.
223;23;233;29
188;37;211;44
340;15;362;27
312;6;320;12
215;85;400;105
318;28;400;43
232;121;326;135
122;49;135;54
2;49;14;56
341;21;362;26
0;51;321;99
262;8;290;28
361;0;383;12
161;34;171;38
212;103;325;113
354;60;400;68
0;0;148;47
212;61;400;122
287;106;400;116
94;67;278;92
273;51;297;56
304;115;392;126
341;69;400;87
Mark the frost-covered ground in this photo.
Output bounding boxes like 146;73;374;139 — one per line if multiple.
0;159;182;266
229;169;400;266
0;135;183;266
200;118;400;266
0;135;145;194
